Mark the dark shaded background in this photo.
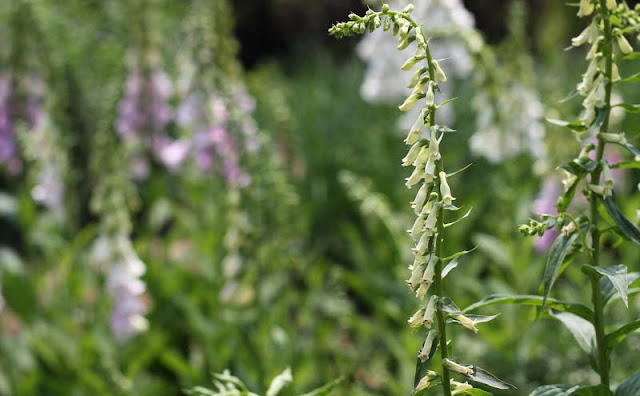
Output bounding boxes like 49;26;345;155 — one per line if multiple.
233;0;570;68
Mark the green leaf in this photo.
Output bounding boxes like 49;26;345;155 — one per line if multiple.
623;52;640;60
621;72;640;82
609;161;640;169
300;377;345;396
437;97;459;108
612;103;640;114
442;246;477;262
605;319;640;349
442;257;461;278
584;265;629;307
462;294;593;322
561;159;598;175
530;384;613;396
602;272;640;307
550;311;596;355
438;297;462;315
444;208;473;227
466;366;515;390
623;143;640;158
546;118;588;131
603;196;640;245
615;371;640;396
542;232;580;306
456;389;493;396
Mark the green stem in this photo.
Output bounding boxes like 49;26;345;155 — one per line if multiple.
382;10;452;393
589;0;614;386
425;40;452;396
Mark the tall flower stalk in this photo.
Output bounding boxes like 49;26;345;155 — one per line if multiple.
331;5;512;395
517;0;640;392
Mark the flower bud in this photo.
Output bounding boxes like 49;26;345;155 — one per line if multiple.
424;156;437;184
425;81;435;107
612;63;621;82
409;215;426;239
577;0;594;17
607;0;617;10
422;295;438;326
617;34;633;54
422;256;436;284
433;60;447;83
418;331;437;362
452;314;478;333
398;92;421;112
598;132;627;145
451;380;473;393
414;146;430;167
415;279;429;298
439;171;455;206
415;371;438;392
383;17;391;31
401;56;419;71
561;221;577;236
415;28;426;46
442;358;474;376
408;66;428;88
423;202;439;235
408;308;424;327
374;16;381;29
415;231;431;255
405;163;425;187
572;25;592;47
412;183;430;213
382;4;389;12
402;142;422;166
403;4;414;13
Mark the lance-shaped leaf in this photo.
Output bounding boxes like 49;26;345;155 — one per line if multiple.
622;143;640;159
612;103;640;114
442;256;461;278
561;159;598;175
438;297;462;315
465;366;515;390
529;384;613;396
300;376;345;396
455;389;493;396
463;294;593;322
546;118;588;131
615;371;640;396
583;265;630;307
601;272;640;307
605;319;640;349
542;232;580;306
444;208;473;228
603;196;640;245
551;311;596;356
621;72;640;82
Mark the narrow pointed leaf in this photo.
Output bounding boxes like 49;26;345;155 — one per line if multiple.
621;72;640;82
612;103;640;114
462;294;593;322
442;246;477;262
602;272;640;306
623;143;640;158
530;384;613;396
603;196;640;244
444;208;473;228
442;257;460;278
456;389;493;396
584;265;629;307
546;118;588;131
551;311;596;355
466;366;515;390
605;319;640;349
447;314;500;329
438;297;461;315
543;232;580;306
615;371;640;396
299;376;345;396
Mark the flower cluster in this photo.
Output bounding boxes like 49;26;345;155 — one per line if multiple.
92;234;148;341
331;5;511;394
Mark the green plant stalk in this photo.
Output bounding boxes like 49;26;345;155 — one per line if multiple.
424;40;452;396
589;0;615;386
